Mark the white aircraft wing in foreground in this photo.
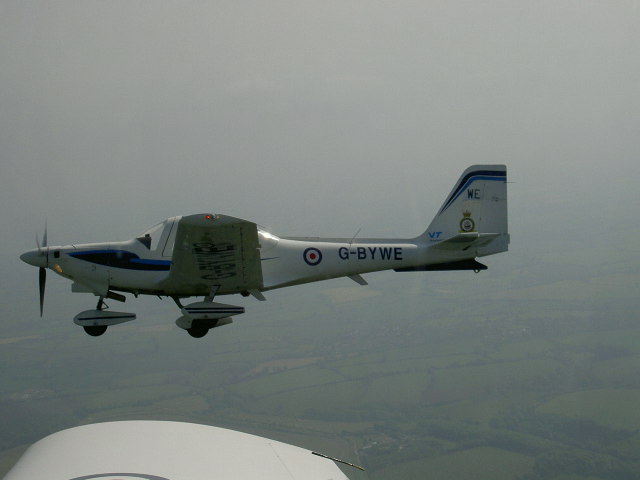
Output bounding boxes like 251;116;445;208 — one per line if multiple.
20;164;509;337
3;421;356;480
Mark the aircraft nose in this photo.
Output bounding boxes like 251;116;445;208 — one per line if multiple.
20;249;47;268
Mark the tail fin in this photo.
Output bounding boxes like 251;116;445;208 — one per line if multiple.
421;165;509;257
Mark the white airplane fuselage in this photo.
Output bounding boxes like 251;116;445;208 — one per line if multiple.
22;231;443;297
20;165;509;337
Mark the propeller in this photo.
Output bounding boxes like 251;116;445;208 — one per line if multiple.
20;223;52;317
39;265;46;316
36;224;48;317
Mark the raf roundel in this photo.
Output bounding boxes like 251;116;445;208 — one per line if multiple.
303;247;323;266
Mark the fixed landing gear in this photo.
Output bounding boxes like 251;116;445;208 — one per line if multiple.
176;316;234;338
73;294;136;336
176;285;241;338
83;298;109;336
187;326;208;338
83;325;108;336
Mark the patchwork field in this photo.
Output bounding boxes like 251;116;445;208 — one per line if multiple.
1;250;639;480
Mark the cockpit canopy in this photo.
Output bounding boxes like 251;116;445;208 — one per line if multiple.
137;216;181;256
136;216;279;256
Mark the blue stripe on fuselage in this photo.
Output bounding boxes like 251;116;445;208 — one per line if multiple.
68;250;171;271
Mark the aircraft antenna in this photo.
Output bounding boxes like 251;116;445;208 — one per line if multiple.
348;228;361;246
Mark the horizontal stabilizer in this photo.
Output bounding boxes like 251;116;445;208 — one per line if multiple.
395;259;488;272
430;232;500;251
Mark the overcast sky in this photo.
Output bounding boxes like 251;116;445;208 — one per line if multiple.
1;1;639;321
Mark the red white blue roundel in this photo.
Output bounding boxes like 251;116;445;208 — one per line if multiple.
303;247;322;266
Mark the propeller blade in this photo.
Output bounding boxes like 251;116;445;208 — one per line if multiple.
42;223;48;248
39;267;46;317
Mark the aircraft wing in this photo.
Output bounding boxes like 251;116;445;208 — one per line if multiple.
3;421;352;480
160;214;263;296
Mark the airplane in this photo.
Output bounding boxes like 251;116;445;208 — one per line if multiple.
19;164;509;338
2;420;360;479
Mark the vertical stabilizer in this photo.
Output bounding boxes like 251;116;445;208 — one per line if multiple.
421;165;509;256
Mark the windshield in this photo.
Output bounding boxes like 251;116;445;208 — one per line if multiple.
138;217;180;255
139;222;165;251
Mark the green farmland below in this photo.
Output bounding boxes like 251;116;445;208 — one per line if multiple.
1;243;639;480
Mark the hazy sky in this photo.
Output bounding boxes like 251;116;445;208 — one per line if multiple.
1;1;639;319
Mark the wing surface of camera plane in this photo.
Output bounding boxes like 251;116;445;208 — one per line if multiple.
2;421;356;480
